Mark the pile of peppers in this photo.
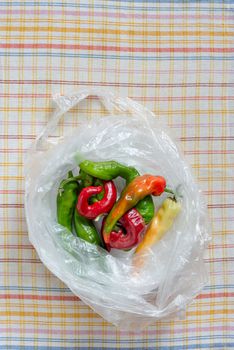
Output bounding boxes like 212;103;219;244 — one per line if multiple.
57;160;181;252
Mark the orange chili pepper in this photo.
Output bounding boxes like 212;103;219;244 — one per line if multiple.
103;174;166;245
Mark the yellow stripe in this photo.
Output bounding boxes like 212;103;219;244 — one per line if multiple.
1;25;234;37
1;299;226;309
0;163;23;166
3;18;234;28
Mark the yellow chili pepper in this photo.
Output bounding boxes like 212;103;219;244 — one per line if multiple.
135;197;181;255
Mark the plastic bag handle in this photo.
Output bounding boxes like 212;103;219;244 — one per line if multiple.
36;87;151;149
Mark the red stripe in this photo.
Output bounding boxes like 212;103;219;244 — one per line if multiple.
1;43;234;53
0;190;24;194
2;257;234;264
185;150;234;155
2;243;234;250
0;93;50;98
1;93;234;102
208;204;234;209
2;80;234;87
3;203;232;209
0;204;24;208
208;244;234;249
181;136;234;141
0;258;40;263
205;257;234;263
0;134;35;139
204;190;234;195
0;135;234;143
5;149;233;155
0;244;33;249
1;292;233;303
1;189;232;196
197;292;234;299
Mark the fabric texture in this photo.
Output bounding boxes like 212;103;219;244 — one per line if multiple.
0;0;233;349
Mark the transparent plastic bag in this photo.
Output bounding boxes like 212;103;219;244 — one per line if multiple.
24;88;210;329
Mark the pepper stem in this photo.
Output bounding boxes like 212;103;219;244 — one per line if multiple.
164;187;178;202
59;175;81;189
164;187;175;195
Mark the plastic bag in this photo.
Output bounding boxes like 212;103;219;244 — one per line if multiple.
24;88;210;329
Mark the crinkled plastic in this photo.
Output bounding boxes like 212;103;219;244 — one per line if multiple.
24;88;210;329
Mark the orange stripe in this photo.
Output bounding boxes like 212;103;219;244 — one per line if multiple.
0;309;233;318
2;19;234;28
0;294;79;301
0;311;96;318
187;309;234;317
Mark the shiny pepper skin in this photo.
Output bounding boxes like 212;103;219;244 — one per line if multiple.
74;207;102;246
77;180;117;220
102;208;145;251
102;174;166;244
79;160;155;224
57;171;79;232
135;197;181;254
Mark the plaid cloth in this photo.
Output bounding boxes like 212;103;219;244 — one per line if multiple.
1;0;233;349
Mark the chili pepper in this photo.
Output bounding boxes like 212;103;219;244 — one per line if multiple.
135;197;154;224
74;208;102;246
57;171;79;232
79;160;154;224
77;180;117;219
57;169;93;189
135;197;181;255
80;170;105;204
79;160;139;183
102;208;145;251
90;178;105;203
79;169;94;188
102;174;166;245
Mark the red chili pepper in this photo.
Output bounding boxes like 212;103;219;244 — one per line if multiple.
77;180;117;220
103;174;166;245
102;208;145;251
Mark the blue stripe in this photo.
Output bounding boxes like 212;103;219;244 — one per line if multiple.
0;53;233;61
0;285;70;292
204;284;234;290
0;1;233;11
0;284;233;292
109;0;234;2
0;344;234;350
1;335;234;344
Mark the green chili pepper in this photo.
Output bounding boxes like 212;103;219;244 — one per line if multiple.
79;169;94;188
135;196;155;224
57;171;79;232
79;160;154;224
73;208;102;246
79;160;139;183
57;170;102;246
91;179;105;202
79;171;105;204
